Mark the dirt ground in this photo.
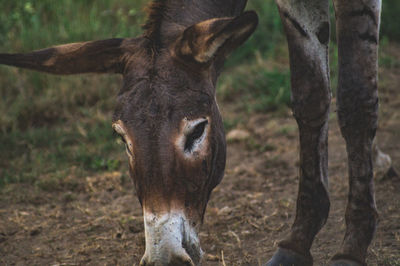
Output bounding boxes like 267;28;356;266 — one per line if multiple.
1;55;399;265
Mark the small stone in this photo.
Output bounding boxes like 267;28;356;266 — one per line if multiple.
206;254;220;261
218;206;233;216
226;129;250;142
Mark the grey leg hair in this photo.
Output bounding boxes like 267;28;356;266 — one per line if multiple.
273;0;331;262
332;0;381;264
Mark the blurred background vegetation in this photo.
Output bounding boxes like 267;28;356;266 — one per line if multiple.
1;0;399;188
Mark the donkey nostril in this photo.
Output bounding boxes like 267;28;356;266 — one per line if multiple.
140;254;194;266
139;257;148;266
183;259;194;266
170;255;194;266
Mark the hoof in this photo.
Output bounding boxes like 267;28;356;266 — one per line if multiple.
329;259;364;266
265;248;312;266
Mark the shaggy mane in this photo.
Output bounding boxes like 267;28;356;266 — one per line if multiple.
142;0;167;42
141;0;248;45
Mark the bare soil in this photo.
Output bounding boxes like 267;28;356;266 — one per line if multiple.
1;58;399;265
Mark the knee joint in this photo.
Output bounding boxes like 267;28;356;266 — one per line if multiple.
292;94;331;128
337;97;378;139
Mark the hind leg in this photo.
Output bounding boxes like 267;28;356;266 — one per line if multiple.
330;1;381;265
267;1;331;265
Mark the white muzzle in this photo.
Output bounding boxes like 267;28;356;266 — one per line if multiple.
140;210;203;266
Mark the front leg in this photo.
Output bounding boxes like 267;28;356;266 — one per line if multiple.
267;1;331;265
330;0;381;265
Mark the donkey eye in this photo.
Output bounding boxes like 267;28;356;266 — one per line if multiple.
113;129;126;144
184;120;208;152
113;121;134;158
119;134;126;144
117;135;134;156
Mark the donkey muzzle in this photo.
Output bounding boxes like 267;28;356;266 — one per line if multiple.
140;210;203;266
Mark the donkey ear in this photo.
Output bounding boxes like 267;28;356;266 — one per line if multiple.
174;11;258;64
0;38;142;75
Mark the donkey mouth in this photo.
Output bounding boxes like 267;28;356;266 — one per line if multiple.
140;210;203;266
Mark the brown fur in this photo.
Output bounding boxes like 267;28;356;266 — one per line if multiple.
0;2;258;264
142;0;168;43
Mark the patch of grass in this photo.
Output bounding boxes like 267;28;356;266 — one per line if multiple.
245;138;276;153
0;118;127;189
0;0;143;132
249;70;291;112
0;0;146;51
227;0;284;67
381;0;400;42
329;42;339;96
379;40;400;69
380;55;400;69
77;155;121;172
218;62;291;113
223;118;241;132
278;125;297;136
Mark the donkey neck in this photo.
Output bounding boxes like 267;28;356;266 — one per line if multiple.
143;0;248;47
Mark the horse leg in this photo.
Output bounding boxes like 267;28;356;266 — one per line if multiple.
267;1;331;265
330;1;381;265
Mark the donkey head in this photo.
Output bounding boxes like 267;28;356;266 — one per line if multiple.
0;7;257;266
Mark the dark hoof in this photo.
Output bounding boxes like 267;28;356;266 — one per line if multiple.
329;259;363;266
265;248;312;266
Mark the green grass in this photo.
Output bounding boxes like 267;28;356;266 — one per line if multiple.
0;116;127;188
381;0;400;42
0;0;399;188
0;0;146;51
228;0;284;67
218;62;291;113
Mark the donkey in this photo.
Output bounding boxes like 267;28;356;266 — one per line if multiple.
0;0;386;265
0;1;257;265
